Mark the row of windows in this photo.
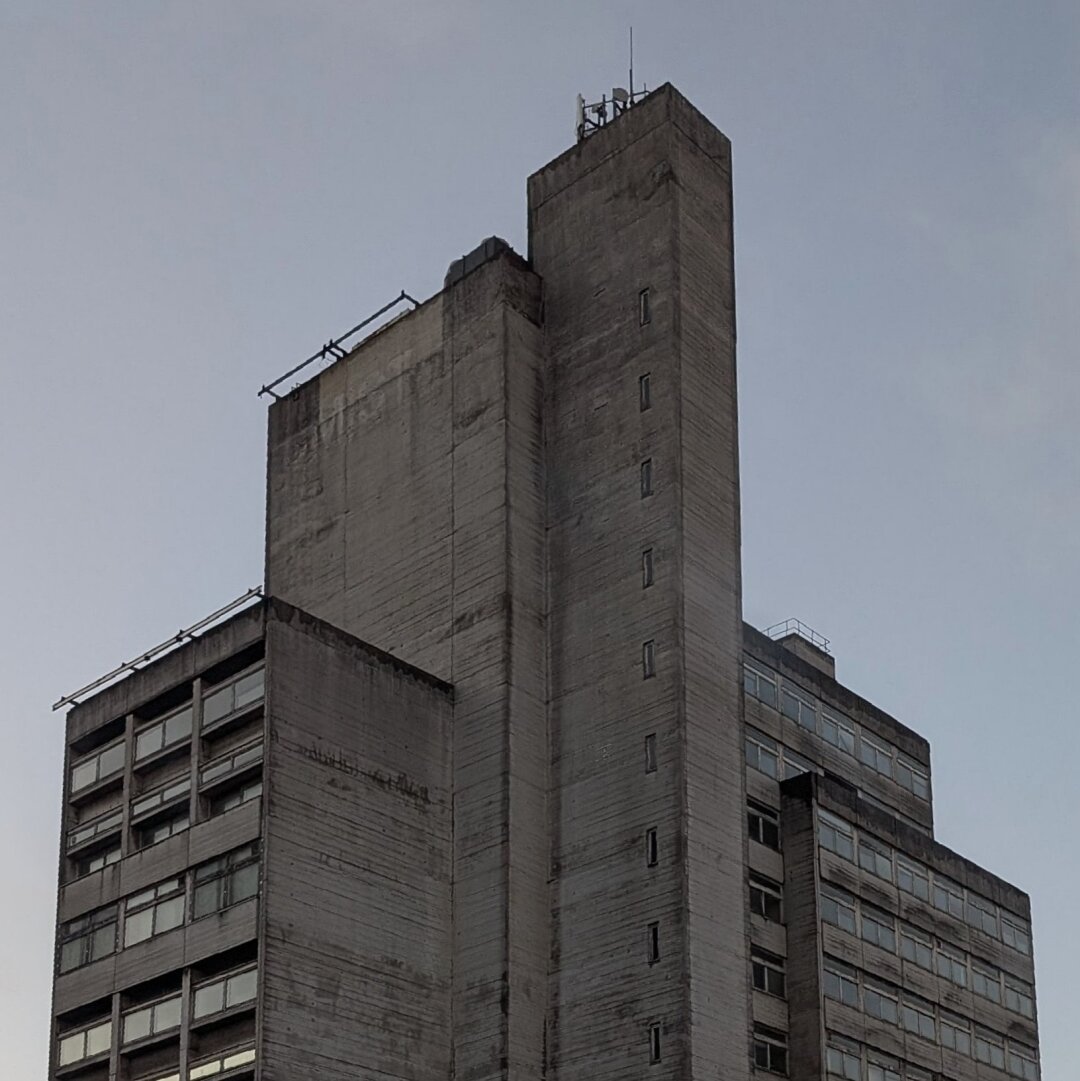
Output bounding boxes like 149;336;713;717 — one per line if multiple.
69;666;264;794
827;1033;934;1081
59;843;259;973
823;957;1039;1079
819;880;1034;1020
128;1045;257;1081
817;808;1032;956
744;662;929;800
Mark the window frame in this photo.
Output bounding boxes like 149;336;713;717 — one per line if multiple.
751;948;786;998
749;874;783;923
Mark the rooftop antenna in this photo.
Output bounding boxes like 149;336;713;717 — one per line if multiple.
629;26;634;99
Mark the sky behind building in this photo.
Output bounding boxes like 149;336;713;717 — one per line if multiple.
2;3;1077;1076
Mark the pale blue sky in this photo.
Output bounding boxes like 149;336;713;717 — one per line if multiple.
2;3;1077;1077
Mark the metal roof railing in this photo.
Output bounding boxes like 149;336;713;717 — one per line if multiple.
763;618;831;654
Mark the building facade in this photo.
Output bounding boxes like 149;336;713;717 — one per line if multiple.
50;84;1040;1081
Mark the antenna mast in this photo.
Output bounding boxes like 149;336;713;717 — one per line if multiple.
629;26;634;99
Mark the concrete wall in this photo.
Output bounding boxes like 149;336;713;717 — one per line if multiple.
528;84;748;1081
265;251;548;1081
260;600;453;1081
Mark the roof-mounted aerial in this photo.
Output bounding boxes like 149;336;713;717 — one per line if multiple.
576;27;649;142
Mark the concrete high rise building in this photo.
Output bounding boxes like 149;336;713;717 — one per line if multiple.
50;84;1040;1081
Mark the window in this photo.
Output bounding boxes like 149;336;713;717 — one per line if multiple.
900;995;936;1041
748;802;780;850
781;687;817;731
134;705;193;763
124;878;185;947
749;875;782;923
131;776;190;820
639;288;651;326
640;459;653;497
899;925;932;970
645;827;658;867
860;907;896;952
209;780;262;817
57;1019;111;1066
744;728;779;778
752;1028;788;1075
649;1023;661;1064
858;837;892;882
967;894;1000;938
823;960;859;1008
895;755;930;800
70;740;125;794
826;1040;861;1081
935;944;967;988
1005;978;1035;1019
76;843;121;877
1008;1044;1039;1080
864;980;899;1024
743;664;778;708
644;734;657;773
940;1013;971;1056
137;810;189;848
974;1031;1006;1070
641;548;654;588
821;711;856;755
67;807;123;851
858;732;893;778
201;742;263;786
932;876;964;920
820;886;857;934
123;993;182;1044
971;961;1001;1004
193;843;260;919
647;922;660;964
818;810;855;861
639;373;651;411
193;966;258;1020
190;1046;256;1080
642;640;656;679
202;667;264;730
1002;913;1031;955
867;1059;901;1081
59;906;117;973
896;858;930;902
751;949;786;997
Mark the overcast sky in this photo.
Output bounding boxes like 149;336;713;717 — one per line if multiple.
3;3;1077;1077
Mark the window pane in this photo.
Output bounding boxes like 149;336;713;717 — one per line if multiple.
58;1032;83;1065
230;862;259;904
60;938;84;973
124;1007;152;1043
135;724;162;760
164;706;192;745
71;759;97;792
227;968;257;1007
203;685;233;725
194;981;225;1019
99;742;125;778
193;880;220;918
90;923;115;961
235;669;264;709
86;1021;111;1057
154;996;181;1033
156;896;184;934
124;908;155;947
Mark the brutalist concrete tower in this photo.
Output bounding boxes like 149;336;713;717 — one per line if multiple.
50;84;1041;1081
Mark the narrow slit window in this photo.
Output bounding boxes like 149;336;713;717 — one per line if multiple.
646;827;658;866
640;458;653;497
639;373;651;411
642;640;656;679
649;1023;661;1063
648;922;660;963
645;734;657;774
642;548;654;588
639;288;651;326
